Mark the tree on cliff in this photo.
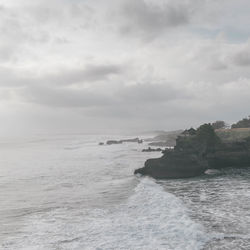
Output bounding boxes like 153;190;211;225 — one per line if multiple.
232;116;250;128
212;120;226;129
196;123;221;147
175;123;221;155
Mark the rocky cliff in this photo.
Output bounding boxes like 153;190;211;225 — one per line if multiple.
135;124;250;179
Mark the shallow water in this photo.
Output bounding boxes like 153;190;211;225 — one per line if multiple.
0;134;249;249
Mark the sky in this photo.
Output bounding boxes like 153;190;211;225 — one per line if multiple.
1;0;250;135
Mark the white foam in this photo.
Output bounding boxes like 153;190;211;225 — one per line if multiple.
2;178;210;250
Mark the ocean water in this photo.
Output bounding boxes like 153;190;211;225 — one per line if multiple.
0;134;249;250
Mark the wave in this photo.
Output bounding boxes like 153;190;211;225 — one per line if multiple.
1;178;211;250
78;177;210;250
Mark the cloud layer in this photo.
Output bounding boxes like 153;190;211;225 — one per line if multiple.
1;0;250;134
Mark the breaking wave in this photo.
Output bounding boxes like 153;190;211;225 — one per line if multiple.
2;178;210;250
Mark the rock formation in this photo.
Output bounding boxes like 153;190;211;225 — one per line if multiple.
106;140;123;145
135;124;250;179
142;147;163;152
106;138;143;145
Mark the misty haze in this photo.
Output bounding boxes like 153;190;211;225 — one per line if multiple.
0;0;250;249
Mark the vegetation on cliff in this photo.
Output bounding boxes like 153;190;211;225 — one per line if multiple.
212;120;227;129
232;116;250;128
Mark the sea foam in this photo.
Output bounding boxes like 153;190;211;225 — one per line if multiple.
2;178;210;250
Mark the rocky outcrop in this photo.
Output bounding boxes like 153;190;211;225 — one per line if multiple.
206;140;250;169
106;138;143;145
135;124;250;179
106;140;123;145
135;151;207;178
142;147;163;152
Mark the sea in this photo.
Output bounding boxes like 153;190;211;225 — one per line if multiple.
0;133;249;250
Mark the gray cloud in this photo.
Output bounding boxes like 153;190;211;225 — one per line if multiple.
21;85;114;108
0;0;95;64
0;64;123;88
43;64;123;86
209;58;228;71
0;67;26;87
118;0;190;39
232;49;250;66
19;81;191;109
1;0;250;133
26;0;95;30
119;83;191;103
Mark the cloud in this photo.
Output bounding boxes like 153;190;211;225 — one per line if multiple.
42;64;124;86
204;41;250;69
118;82;191;103
117;0;191;39
18;80;192;111
232;46;250;66
0;63;124;88
1;0;250;133
21;85;114;108
0;0;95;64
209;60;228;71
0;66;27;87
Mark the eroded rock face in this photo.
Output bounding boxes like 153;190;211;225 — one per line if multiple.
206;141;250;169
135;151;207;179
135;124;250;179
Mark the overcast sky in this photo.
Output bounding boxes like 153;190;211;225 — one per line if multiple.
1;0;250;135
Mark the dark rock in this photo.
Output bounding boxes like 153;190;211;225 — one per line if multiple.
206;141;250;169
106;140;123;145
106;138;143;145
142;147;163;152
99;142;104;145
135;123;250;179
135;151;207;179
